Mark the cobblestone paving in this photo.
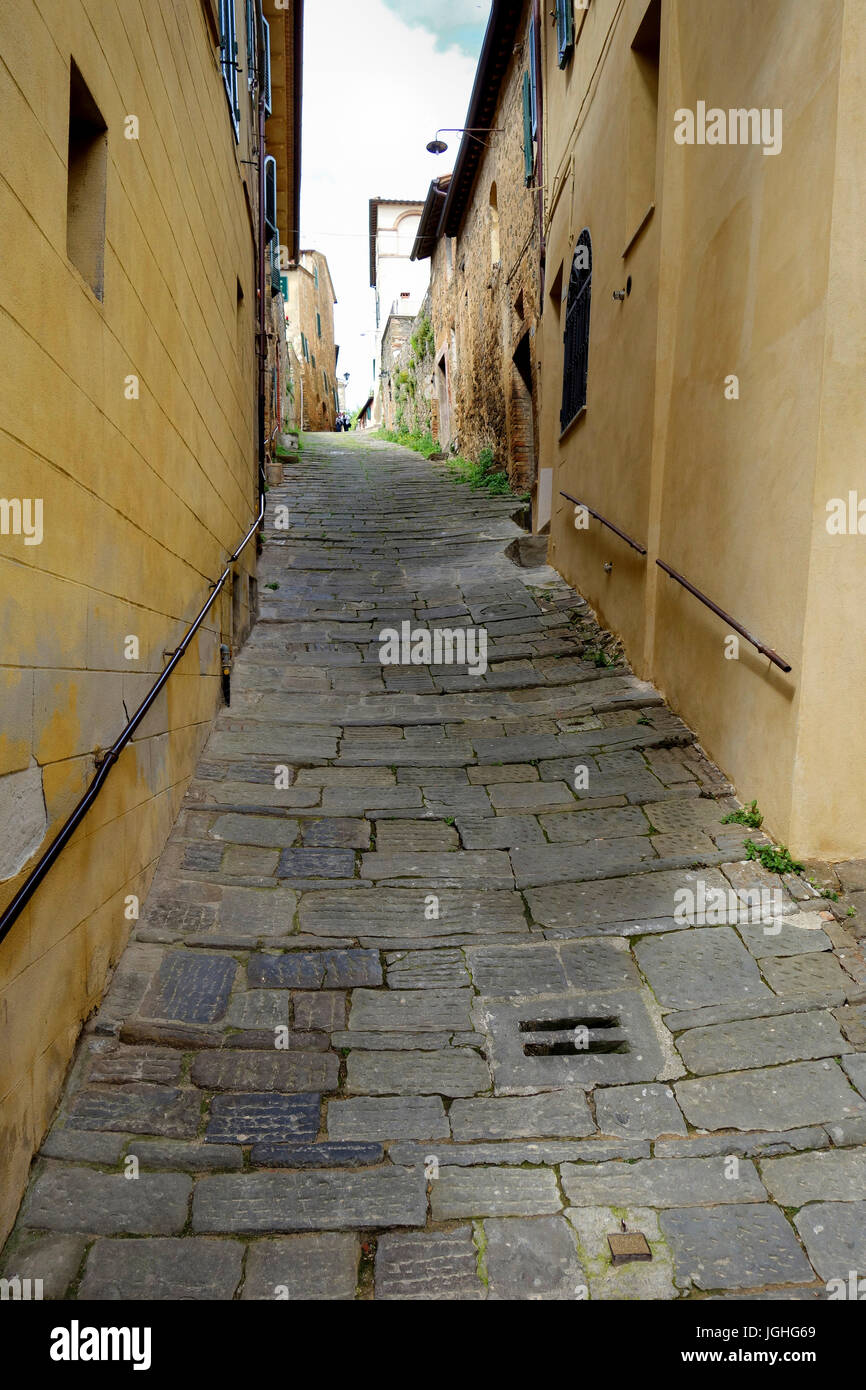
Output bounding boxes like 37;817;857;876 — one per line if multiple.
5;432;866;1300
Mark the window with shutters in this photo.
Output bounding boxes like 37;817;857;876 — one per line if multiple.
555;0;574;70
262;15;272;114
560;229;592;432
245;0;256;71
316;311;322;338
219;0;240;140
311;352;316;369
522;71;534;185
314;264;319;290
264;155;277;243
528;18;538;135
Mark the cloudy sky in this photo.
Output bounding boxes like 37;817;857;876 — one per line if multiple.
300;1;490;410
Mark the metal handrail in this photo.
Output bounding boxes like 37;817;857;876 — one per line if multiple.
559;490;647;555
655;559;792;673
0;487;266;946
558;488;791;672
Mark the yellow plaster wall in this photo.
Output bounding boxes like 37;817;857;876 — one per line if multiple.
540;0;860;857
0;0;261;1243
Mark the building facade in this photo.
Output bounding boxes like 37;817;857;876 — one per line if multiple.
538;0;866;857
379;314;414;433
285;250;338;429
411;2;542;496
0;0;302;1244
369;198;428;423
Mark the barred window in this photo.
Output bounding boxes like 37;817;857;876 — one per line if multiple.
560;228;592;431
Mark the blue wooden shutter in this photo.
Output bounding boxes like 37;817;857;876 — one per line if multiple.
522;71;534;185
556;0;574;69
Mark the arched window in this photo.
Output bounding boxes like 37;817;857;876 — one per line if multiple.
560;228;592;430
489;183;500;266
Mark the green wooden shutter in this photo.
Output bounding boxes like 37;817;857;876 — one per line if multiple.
529;17;538;135
522;71;534;185
556;0;574;69
316;311;322;338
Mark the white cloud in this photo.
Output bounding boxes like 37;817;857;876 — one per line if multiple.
381;0;491;55
299;0;481;410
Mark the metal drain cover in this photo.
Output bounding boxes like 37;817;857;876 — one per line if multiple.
608;1231;652;1265
475;991;665;1094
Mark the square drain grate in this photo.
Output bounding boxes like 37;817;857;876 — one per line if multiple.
519;1013;629;1057
475;990;664;1094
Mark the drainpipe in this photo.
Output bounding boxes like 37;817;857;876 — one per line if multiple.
533;0;546;310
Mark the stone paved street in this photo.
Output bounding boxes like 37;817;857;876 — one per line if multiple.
5;432;866;1300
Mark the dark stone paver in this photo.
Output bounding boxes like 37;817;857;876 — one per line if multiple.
140;952;236;1023
206;1092;321;1144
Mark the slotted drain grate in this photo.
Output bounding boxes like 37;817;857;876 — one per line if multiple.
475;990;664;1094
519;1014;629;1057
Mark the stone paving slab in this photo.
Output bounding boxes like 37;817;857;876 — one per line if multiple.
675;1009;850;1075
759;1147;866;1205
593;1083;687;1138
242;1233;360;1299
634;926;773;1010
25;1167;193;1235
346;1049;491;1097
374;1228;484;1300
675;1060;866;1131
565;1206;678;1299
327;1096;449;1140
429;1166;561;1218
793;1202;866;1282
191;1051;338;1093
659;1204;815;1290
560;1157;766;1207
484;1215;586;1299
79;1237;243;1300
449;1090;594;1140
192;1168;427;1232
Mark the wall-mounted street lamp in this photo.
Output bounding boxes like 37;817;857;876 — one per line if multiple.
426;127;503;154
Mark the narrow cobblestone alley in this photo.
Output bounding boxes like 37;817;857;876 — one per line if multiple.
6;433;866;1301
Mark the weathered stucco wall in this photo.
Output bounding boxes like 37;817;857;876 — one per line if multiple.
540;0;866;857
285;251;337;429
0;0;263;1243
